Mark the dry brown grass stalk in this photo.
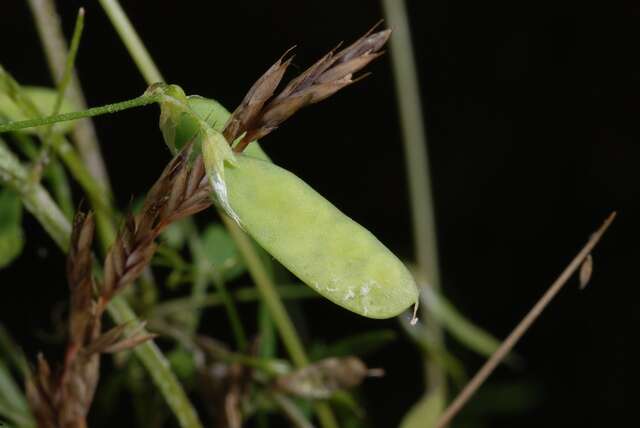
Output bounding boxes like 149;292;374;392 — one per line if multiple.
25;143;211;427
435;212;616;428
99;143;211;310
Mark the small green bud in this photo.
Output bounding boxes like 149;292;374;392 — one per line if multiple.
146;83;190;152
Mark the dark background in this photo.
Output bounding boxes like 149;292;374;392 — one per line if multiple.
2;1;639;427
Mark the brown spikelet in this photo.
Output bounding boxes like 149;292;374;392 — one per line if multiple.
100;143;212;307
67;212;96;348
224;25;391;152
27;213;156;428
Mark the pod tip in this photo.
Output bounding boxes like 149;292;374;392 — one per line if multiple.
410;300;419;326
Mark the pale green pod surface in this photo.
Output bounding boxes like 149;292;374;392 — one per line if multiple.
0;86;77;134
225;154;419;319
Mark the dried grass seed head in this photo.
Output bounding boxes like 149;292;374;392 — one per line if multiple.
224;28;391;152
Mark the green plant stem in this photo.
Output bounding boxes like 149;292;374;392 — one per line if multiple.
29;6;84;176
107;298;202;428
2;46;117;248
53;133;116;246
0;95;159;134
38;5;85;173
0;83;113;243
186;228;248;350
381;0;446;395
222;217;306;365
152;284;318;317
0;140;203;428
222;216;339;428
27;0;112;191
51;8;84;118
13;132;74;219
0;140;70;248
97;0;164;84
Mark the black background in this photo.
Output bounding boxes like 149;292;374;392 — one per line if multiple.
2;1;639;427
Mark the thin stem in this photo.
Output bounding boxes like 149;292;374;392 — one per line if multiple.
381;0;446;394
97;0;164;84
0;95;159;134
0;140;203;428
222;216;339;428
222;217;307;366
186;228;248;350
51;8;84;117
31;8;85;182
435;213;616;428
0;140;70;248
1;51;117;247
27;0;112;191
14;132;74;219
152;284;318;317
52;133;116;246
107;298;202;428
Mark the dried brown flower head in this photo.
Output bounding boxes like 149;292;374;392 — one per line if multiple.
224;26;391;152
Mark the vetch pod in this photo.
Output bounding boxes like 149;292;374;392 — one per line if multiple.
223;152;419;319
169;94;419;319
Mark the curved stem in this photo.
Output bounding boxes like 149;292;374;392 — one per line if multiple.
27;0;112;190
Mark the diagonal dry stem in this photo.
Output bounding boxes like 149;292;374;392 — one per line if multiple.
435;212;617;428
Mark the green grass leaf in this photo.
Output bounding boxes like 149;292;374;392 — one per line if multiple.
202;224;246;282
311;330;397;360
0;189;24;269
400;388;445;428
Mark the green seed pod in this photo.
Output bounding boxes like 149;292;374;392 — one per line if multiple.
158;91;418;318
224;154;419;319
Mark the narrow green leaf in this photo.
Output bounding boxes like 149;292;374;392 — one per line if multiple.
424;288;502;359
167;348;196;383
0;361;33;427
400;388;445;428
202;224;246;282
0;189;24;268
311;330;397;360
